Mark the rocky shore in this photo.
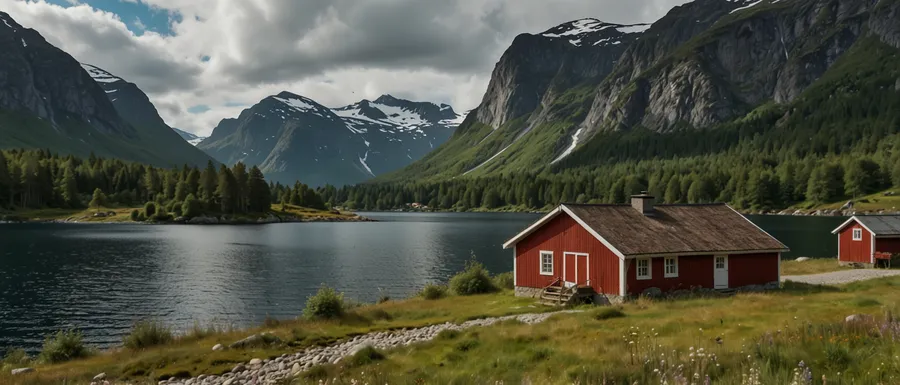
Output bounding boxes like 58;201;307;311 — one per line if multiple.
152;311;575;385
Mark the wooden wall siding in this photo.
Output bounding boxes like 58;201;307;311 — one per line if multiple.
515;213;620;295
625;255;714;294
727;253;779;288
875;238;900;254
839;223;872;263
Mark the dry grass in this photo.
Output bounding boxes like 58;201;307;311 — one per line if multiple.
781;258;849;276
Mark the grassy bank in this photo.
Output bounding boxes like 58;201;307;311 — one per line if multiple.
2;262;898;384
0;203;364;224
781;259;848;275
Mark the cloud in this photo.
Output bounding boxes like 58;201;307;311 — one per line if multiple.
1;0;690;136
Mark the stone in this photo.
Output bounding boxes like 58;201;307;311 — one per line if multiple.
231;364;246;374
93;372;107;381
212;343;224;351
840;201;854;210
229;334;263;349
249;358;262;366
291;363;302;375
795;257;811;262
11;368;34;375
641;287;663;298
222;379;234;385
845;314;873;323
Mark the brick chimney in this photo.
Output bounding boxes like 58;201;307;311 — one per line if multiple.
631;191;655;215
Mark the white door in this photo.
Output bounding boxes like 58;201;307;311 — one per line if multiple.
714;255;729;289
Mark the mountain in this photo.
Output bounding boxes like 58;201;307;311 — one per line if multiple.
198;92;463;186
381;0;900;182
173;127;206;146
0;12;214;167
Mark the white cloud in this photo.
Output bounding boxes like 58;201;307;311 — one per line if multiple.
0;0;689;136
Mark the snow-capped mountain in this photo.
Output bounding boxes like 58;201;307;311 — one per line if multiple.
198;92;464;186
173;128;206;146
539;18;650;47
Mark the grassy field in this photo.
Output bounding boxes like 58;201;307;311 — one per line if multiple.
1;204;362;223
3;273;900;384
797;188;900;213
781;258;848;276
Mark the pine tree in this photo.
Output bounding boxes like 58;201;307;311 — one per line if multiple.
0;152;10;208
89;188;107;213
247;166;271;212
216;165;238;214
59;164;79;208
199;161;217;203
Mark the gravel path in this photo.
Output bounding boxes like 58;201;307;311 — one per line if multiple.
152;310;578;385
782;269;900;285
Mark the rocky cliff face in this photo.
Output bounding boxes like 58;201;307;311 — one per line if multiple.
0;12;213;167
199;92;463;186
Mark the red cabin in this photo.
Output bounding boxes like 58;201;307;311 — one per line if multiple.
502;194;789;304
832;216;900;267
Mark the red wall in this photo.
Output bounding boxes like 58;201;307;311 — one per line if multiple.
838;223;872;263
728;253;779;287
515;213;620;295
875;238;900;254
625;255;714;294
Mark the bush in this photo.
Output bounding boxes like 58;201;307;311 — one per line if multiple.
150;212;173;222
39;329;91;364
376;288;390;304
493;272;514;290
144;202;157;218
345;345;385;367
130;209;140;221
303;285;345;320
171;203;183;217
591;307;626;320
182;194;201;218
137;212;147;222
436;329;460;340
449;257;497;296
123;320;174;350
2;348;29;366
420;284;448;300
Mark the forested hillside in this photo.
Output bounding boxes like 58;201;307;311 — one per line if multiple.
323;0;900;212
0;149;326;220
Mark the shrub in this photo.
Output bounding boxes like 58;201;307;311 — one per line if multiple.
150;212;173;222
144;202;157;218
376;288;390;304
449;257;496;296
302;364;329;380
2;348;29;366
171;203;183;217
39;329;91;364
137;212;147;222
184;321;227;341
130;209;140;221
591;307;626;320
124;320;174;350
436;329;460;340
182;194;201;218
345;345;385;367
454;338;480;352
303;285;345;320
493;272;514;290
420;284;448;300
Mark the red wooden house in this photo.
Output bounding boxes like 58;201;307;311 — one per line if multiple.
502;194;789;304
831;216;900;266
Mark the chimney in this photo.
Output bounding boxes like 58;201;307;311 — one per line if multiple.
631;191;655;215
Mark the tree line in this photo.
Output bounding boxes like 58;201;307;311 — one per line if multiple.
0;149;326;218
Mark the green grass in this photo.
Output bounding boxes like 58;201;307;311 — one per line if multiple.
781;258;849;276
2;204;360;224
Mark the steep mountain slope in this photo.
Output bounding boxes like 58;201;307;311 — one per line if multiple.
381;0;900;182
80;64;215;164
198;93;462;186
0;12;212;167
376;18;652;181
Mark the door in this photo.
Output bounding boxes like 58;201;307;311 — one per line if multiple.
714;255;729;289
564;253;576;288
576;254;589;287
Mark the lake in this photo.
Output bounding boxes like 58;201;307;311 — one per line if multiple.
0;212;844;352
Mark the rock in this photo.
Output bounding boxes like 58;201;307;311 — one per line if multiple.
249;358;262;366
840;201;854;210
212;343;224;351
229;334;263;349
291;363;301;375
222;379;235;385
795;257;811;262
93;372;107;381
641;287;663;299
231;364;246;374
845;314;873;323
188;215;220;225
11;368;34;375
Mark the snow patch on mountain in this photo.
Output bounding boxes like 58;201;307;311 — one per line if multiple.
273;95;317;112
81;63;123;83
540;18;651;47
2;17;13;30
21;38;26;47
464;143;513;175
616;24;651;34
551;127;584;164
730;0;763;14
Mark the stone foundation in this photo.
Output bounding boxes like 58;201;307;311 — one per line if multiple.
514;286;543;298
515;286;624;305
839;261;874;268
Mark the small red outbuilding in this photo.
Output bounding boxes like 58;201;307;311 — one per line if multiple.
503;194;789;303
831;216;900;266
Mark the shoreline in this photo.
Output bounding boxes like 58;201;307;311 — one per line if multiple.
0;212;376;225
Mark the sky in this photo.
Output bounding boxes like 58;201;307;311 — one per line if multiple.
1;0;690;136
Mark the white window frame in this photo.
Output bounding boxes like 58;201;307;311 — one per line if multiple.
636;258;651;280
852;228;863;241
664;256;679;278
539;251;554;276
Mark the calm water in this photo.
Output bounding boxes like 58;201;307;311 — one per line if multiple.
0;212;843;352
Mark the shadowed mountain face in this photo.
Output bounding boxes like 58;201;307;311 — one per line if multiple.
0;12;214;167
198;92;465;186
380;0;900;182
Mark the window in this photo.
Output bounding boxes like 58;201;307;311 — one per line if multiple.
636;258;651;280
540;251;553;275
664;257;679;278
715;256;726;269
852;228;863;241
